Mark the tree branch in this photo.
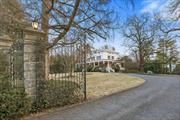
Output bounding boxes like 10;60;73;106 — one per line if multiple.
47;0;81;49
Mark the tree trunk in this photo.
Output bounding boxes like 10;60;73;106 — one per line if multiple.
42;0;50;80
169;59;172;73
139;48;144;72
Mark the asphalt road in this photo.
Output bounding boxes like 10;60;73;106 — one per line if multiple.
29;74;180;120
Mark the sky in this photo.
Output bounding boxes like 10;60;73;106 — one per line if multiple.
92;0;180;56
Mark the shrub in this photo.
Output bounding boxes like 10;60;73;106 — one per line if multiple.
0;76;83;118
0;89;32;120
0;51;9;74
75;65;83;72
91;66;106;72
112;64;120;72
92;66;101;72
173;64;180;75
35;80;83;110
147;70;153;74
99;67;107;72
144;61;162;74
0;75;11;91
87;66;93;72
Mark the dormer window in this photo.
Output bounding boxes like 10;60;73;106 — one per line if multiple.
112;47;115;51
105;45;108;49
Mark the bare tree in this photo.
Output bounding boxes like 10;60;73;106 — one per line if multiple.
19;0;119;79
0;0;25;37
0;0;24;23
122;14;156;72
156;16;180;34
20;0;122;49
163;0;180;33
168;0;180;17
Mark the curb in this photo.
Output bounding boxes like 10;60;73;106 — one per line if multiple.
130;73;180;77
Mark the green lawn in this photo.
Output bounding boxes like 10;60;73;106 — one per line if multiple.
87;72;145;99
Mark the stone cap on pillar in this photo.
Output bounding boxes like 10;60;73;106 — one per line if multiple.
24;27;46;42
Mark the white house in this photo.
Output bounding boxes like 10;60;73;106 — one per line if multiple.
86;45;124;72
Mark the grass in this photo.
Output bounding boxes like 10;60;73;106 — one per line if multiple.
87;72;145;99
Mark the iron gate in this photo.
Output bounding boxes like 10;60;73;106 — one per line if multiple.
0;32;24;91
9;39;24;90
36;41;86;108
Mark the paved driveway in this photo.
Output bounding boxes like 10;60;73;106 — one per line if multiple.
28;74;180;120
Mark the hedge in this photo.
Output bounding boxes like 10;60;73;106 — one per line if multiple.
31;80;83;112
0;90;32;120
0;75;83;119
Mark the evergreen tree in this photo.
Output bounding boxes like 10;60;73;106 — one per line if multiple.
156;38;179;73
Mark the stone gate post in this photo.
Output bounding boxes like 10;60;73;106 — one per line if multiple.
23;28;45;100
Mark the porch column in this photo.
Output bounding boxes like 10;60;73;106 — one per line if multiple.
107;61;110;68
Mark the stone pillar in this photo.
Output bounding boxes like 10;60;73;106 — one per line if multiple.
23;28;45;100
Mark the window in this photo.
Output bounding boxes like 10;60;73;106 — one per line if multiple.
108;56;110;59
121;63;124;67
112;56;114;60
97;56;101;60
91;57;95;61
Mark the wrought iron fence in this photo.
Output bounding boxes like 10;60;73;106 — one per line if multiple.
35;41;86;108
0;47;11;91
9;39;24;90
0;36;24;91
0;30;86;109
